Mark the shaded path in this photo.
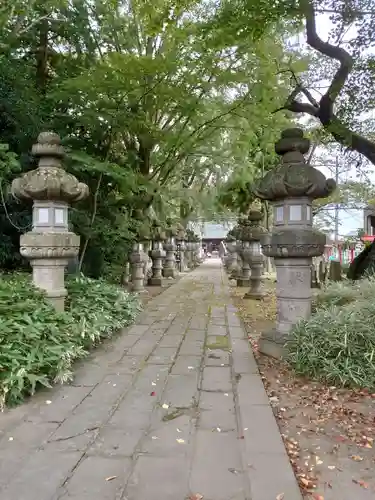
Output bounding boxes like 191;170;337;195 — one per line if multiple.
0;260;301;500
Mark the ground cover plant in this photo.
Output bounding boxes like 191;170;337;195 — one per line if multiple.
0;273;140;409
287;278;375;390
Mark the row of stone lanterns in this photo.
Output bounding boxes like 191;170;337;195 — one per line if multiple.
224;204;267;300
129;221;202;293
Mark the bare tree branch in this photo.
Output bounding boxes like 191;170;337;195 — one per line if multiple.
274;0;375;166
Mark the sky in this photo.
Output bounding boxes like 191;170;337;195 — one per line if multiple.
295;12;373;237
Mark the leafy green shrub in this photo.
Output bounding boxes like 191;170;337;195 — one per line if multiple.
316;278;375;308
287;278;375;389
66;275;140;348
0;274;140;408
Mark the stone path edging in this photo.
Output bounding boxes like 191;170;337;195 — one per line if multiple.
225;269;302;500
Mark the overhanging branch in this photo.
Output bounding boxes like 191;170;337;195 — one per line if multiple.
274;0;375;166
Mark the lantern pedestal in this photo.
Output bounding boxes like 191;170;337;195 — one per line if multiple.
241;209;267;300
20;232;80;311
244;254;265;300
236;241;250;287
258;256;315;358
163;237;177;278
149;241;166;286
130;243;149;293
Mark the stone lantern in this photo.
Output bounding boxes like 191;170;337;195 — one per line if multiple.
176;223;186;272
184;230;193;269
255;128;336;358
242;202;268;299
130;215;149;293
224;233;237;273
227;223;242;281
192;237;201;267
149;221;166;286
236;217;251;287
163;219;177;278
11;132;89;311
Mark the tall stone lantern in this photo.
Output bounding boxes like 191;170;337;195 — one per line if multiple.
242;202;268;299
149;221;166;286
176;223;186;272
163;219;177;278
11;132;89;311
228;223;242;281
255;128;336;358
130;215;150;293
224;233;238;273
236;217;251;287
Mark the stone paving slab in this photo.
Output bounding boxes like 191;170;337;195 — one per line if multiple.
0;259;302;500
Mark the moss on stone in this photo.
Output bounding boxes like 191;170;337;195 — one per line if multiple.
206;335;230;350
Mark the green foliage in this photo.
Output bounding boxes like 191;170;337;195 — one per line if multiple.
0;273;140;408
287;278;375;389
315;280;372;307
66;275;140;347
185;228;200;242
0;0;296;276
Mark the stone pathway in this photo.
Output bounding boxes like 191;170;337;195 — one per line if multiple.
0;259;302;500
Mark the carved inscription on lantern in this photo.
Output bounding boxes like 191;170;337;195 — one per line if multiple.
288;269;305;286
276;266;312;300
277;298;311;323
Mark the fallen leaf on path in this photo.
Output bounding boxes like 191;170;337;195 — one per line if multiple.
351;455;364;462
162;403;169;409
353;479;369;489
335;435;346;442
312;495;324;500
45;400;52;405
276;493;284;500
176;438;185;444
105;476;117;481
150;391;156;396
189;494;203;500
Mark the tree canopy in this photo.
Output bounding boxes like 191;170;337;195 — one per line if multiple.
0;0;296;278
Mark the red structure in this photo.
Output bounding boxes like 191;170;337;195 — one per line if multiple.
324;241;362;264
360;235;375;243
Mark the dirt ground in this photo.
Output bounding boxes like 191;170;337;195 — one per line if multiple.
231;279;375;500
